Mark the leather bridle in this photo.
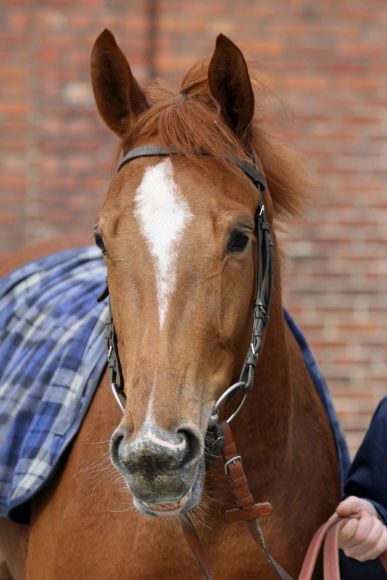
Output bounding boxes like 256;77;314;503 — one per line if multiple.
97;145;288;579
101;144;274;423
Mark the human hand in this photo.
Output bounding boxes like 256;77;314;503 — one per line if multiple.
336;496;387;561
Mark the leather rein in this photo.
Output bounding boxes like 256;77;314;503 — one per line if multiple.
98;145;292;579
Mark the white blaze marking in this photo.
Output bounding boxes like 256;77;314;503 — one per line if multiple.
134;159;193;328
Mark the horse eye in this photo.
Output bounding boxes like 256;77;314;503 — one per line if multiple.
94;231;107;256
227;230;249;253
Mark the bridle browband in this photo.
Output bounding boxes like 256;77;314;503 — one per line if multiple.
98;145;290;580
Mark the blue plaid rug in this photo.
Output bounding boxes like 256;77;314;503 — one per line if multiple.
0;247;108;520
0;247;349;521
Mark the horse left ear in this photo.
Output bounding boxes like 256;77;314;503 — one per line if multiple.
91;29;148;138
208;34;254;139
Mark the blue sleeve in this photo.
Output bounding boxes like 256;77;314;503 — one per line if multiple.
340;397;387;579
339;551;387;579
343;397;387;516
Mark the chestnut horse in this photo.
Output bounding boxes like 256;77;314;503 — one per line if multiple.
0;32;341;579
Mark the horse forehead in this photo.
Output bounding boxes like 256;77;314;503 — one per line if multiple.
133;158;194;328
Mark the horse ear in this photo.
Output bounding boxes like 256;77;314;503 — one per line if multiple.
91;29;148;137
208;34;254;139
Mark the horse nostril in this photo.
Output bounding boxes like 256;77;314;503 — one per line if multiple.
178;427;202;469
110;429;125;463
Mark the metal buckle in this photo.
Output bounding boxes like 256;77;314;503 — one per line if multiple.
224;455;242;475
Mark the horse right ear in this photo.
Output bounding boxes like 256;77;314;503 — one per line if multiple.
91;29;148;137
208;34;254;139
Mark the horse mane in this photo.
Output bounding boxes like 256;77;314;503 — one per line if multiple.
122;59;309;221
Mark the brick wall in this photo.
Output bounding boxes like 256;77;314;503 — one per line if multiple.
1;0;386;455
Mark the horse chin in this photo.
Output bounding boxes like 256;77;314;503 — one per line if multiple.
132;461;205;518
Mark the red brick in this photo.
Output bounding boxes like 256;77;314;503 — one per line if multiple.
1;0;387;457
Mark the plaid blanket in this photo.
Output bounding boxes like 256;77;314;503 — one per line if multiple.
0;247;108;520
0;247;349;521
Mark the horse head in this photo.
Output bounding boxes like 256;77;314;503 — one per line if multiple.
90;31;303;518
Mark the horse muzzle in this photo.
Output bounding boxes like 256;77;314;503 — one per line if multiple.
110;422;204;516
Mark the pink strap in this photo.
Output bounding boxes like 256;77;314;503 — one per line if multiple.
323;518;345;579
298;513;387;580
298;514;340;579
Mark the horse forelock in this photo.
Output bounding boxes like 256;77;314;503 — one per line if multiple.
121;58;309;223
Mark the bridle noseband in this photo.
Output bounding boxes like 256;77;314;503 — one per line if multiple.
101;144;274;427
